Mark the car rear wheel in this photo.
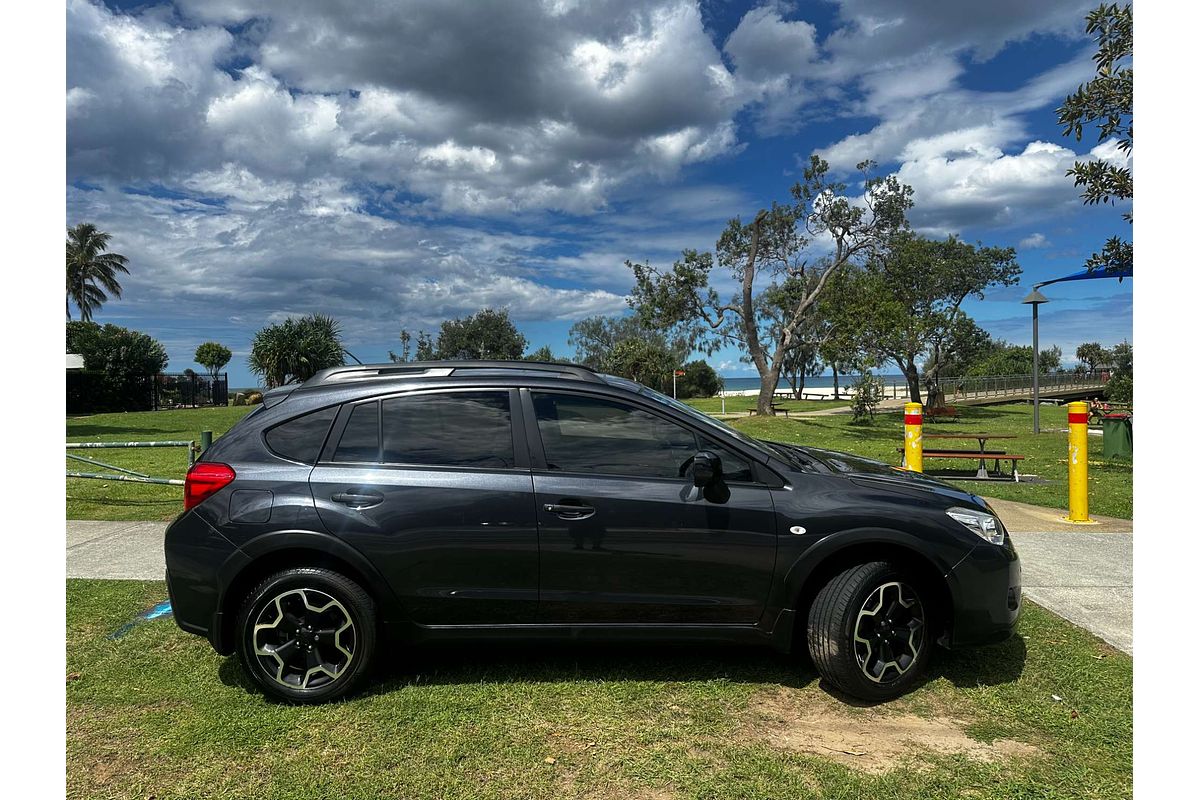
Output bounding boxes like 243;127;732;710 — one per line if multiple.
236;567;376;703
807;561;930;701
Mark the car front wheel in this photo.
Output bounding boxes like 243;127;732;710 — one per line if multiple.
807;561;930;701
236;567;376;703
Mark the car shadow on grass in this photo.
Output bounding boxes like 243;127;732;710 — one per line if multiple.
216;633;1026;705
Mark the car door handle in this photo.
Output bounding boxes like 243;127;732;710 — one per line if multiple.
543;502;596;520
331;491;384;509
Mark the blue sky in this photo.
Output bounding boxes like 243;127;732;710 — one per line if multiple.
66;0;1131;387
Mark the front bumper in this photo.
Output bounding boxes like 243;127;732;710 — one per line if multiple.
945;538;1022;648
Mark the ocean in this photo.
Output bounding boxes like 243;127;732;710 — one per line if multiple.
720;374;907;391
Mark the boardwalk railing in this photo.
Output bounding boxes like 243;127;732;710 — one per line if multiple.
932;372;1109;402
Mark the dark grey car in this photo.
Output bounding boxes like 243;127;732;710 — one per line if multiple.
165;361;1020;703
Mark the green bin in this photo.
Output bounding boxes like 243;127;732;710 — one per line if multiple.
1101;414;1132;459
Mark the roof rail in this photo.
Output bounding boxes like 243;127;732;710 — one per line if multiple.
301;360;604;387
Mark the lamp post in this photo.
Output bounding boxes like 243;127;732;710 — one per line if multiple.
1022;287;1049;433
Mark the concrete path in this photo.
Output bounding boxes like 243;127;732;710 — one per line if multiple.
67;520;166;580
66;500;1133;655
1007;530;1132;654
984;496;1132;654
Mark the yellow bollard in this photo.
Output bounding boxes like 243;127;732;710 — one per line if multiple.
1065;401;1096;523
904;402;923;472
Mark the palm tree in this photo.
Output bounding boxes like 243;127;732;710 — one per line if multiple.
66;223;130;321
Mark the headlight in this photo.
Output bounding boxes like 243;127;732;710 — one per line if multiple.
946;506;1005;545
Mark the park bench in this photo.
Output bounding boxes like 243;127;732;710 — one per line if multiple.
749;402;791;417
925;406;960;423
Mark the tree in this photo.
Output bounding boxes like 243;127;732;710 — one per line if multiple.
66;223;130;321
1105;340;1132;402
568;314;689;371
1075;341;1111;373
67;321;168;376
1057;3;1132;275
629;157;912;415
194;341;232;378
965;343;1061;377
388;330;414;363
676;360;722;399
855;234;1020;403
604;338;675;388
249;314;345;387
524;345;558;362
435;308;527;360
67;321;169;411
937;316;996;379
812;266;873;400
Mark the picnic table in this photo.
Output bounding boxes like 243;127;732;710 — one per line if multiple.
1088;400;1132;425
899;432;1025;481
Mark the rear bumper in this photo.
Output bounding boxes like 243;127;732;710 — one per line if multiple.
945;539;1021;648
164;510;242;651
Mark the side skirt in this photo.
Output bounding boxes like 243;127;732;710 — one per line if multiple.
390;615;797;652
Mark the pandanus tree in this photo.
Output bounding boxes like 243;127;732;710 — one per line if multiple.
66;223;130;321
249;314;346;388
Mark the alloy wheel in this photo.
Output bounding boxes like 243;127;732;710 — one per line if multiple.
852;581;925;683
251;588;356;689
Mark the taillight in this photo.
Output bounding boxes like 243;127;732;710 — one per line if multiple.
184;462;236;510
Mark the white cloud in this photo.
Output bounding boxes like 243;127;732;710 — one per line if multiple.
70;0;748;215
724;6;818;80
1019;233;1050;249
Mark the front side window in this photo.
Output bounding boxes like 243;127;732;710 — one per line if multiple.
700;437;753;483
532;393;699;479
381;392;515;468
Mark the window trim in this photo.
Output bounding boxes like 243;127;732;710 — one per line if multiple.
521;387;769;485
317;387;526;471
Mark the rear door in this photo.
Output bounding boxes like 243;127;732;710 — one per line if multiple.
524;389;778;625
309;388;539;625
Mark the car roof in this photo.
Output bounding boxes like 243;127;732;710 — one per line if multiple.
260;361;612;408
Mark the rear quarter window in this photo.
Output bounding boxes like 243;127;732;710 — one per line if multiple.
263;406;338;464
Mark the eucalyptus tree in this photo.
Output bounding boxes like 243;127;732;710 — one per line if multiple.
855;234;1020;403
628;157;913;415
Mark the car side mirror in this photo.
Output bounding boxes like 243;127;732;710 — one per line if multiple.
691;450;721;488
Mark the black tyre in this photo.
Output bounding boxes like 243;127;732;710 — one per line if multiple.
807;561;930;702
236;567;376;703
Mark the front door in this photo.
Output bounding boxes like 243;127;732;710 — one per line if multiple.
525;390;778;624
310;389;539;625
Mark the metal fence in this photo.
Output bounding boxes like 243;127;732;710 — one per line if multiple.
67;372;228;414
150;373;229;410
930;371;1108;401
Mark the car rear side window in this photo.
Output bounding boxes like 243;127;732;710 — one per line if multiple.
332;401;380;462
264;406;338;464
381;392;514;468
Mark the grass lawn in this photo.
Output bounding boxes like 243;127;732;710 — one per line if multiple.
67;406;255;521
685;395;848;414
67;579;1131;799
699;402;1133;519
